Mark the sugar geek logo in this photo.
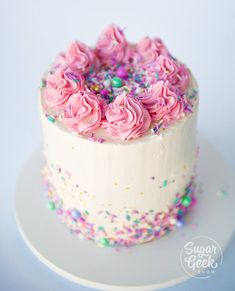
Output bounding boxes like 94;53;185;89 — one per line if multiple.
180;236;223;279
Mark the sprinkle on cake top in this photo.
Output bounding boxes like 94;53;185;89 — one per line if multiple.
41;24;198;141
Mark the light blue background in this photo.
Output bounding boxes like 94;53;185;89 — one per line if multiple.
1;0;235;290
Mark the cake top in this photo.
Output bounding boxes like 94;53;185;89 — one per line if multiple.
41;24;198;142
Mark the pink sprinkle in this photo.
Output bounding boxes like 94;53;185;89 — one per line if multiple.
100;89;108;96
117;66;128;79
57;209;63;215
98;138;105;143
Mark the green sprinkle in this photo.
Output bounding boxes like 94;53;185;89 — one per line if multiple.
89;65;94;73
85;210;89;215
47;201;55;211
99;237;110;247
108;96;114;103
178;209;184;216
111;76;123;88
41;80;46;88
217;189;229;198
181;196;192;207
162;180;168;187
126;214;131;221
134;219;140;224
73;79;80;83
155;72;159;80
98;226;105;231
47;115;55;123
173;197;179;205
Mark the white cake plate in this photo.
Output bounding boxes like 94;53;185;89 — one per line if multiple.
15;137;235;291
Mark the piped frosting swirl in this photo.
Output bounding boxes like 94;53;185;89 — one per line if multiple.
41;24;197;141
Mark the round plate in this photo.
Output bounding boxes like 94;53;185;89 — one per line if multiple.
15;137;235;290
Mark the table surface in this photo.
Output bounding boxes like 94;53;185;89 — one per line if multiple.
1;0;235;290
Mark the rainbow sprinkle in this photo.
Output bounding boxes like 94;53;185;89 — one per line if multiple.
43;167;197;247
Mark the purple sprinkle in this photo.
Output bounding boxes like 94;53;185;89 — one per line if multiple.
98;138;105;143
66;71;79;80
100;89;108;96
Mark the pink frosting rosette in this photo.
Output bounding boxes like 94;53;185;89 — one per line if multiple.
135;37;169;64
43;69;84;109
140;81;184;123
55;41;98;72
96;24;130;64
63;91;104;133
154;55;190;94
102;93;151;140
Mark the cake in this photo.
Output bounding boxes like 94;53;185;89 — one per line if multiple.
40;25;198;247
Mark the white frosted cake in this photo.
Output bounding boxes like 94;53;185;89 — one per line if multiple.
40;25;198;247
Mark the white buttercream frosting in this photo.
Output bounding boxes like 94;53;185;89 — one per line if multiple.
40;86;198;226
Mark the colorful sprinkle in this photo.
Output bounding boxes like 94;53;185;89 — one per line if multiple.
47;115;55;123
176;219;184;228
126;214;131;221
47;201;55;210
43;164;196;247
98;226;105;231
71;209;81;220
181;196;192;207
111;76;123;88
162;179;168;187
116;66;128;79
216;189;229;198
99;237;110;247
41;79;46;88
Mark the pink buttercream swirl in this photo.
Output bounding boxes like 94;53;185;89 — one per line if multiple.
96;24;131;64
55;41;98;72
140;81;184;123
43;25;195;140
43;69;84;109
135;37;169;64
102;93;151;140
153;55;190;94
63;91;104;133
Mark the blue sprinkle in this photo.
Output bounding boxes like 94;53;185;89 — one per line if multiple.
71;209;81;220
176;219;184;228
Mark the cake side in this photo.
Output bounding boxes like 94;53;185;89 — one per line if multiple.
40;24;199;247
41;98;198;246
41;101;198;214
